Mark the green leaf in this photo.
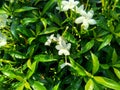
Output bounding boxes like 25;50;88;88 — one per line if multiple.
112;49;117;64
81;39;94;54
69;56;86;76
40;27;59;35
53;83;60;90
24;81;32;90
41;18;47;30
34;54;57;62
15;6;37;12
98;34;113;50
30;81;47;90
27;59;32;70
2;70;16;79
85;79;94;90
16;82;25;90
91;52;99;75
9;51;27;59
21;18;38;25
26;61;37;79
28;37;36;45
0;9;6;13
63;32;77;44
113;68;120;80
94;76;120;90
42;0;56;15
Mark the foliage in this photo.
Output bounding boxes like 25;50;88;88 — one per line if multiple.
0;0;120;90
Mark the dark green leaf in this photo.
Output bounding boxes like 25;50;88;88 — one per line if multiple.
30;81;47;90
112;49;117;64
42;0;56;15
40;27;59;35
81;39;94;54
98;34;113;50
21;18;38;25
69;56;86;76
15;6;37;12
63;32;77;44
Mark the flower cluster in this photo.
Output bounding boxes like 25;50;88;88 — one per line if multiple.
56;0;96;30
0;32;7;47
0;14;8;29
45;34;71;56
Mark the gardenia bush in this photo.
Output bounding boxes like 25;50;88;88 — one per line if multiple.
0;0;120;90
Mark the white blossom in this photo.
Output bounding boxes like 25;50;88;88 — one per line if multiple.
56;0;79;11
55;35;71;56
45;34;56;46
0;14;8;29
75;6;96;30
0;32;7;47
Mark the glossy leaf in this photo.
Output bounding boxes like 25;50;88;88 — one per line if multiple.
112;49;117;64
113;67;120;80
2;70;16;78
63;32;77;44
40;27;59;35
53;83;60;90
42;0;56;15
27;59;32;70
94;76;120;90
15;6;37;12
16;82;25;90
91;52;99;75
34;54;57;62
81;40;94;54
69;56;86;76
98;34;113;50
31;81;47;90
28;37;36;45
9;51;27;59
41;18;47;30
85;79;94;90
26;61;37;79
21;18;38;25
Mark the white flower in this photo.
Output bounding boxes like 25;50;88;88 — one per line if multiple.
45;34;56;46
56;0;79;11
74;5;85;14
75;9;96;30
55;37;71;56
0;14;8;29
0;32;7;47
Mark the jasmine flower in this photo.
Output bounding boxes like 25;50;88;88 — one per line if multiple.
75;8;96;30
56;0;79;11
45;34;56;46
55;36;71;56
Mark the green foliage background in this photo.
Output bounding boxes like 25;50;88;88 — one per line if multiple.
0;0;120;90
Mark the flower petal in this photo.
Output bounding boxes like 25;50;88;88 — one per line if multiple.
87;10;94;19
75;16;85;24
88;19;96;25
82;19;89;30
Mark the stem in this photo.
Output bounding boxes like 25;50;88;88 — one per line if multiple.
65;55;67;63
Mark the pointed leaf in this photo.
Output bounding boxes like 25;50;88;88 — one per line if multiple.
69;56;86;76
85;79;94;90
27;59;32;70
31;81;47;90
15;6;37;12
53;83;60;90
113;67;120;80
42;0;56;15
21;18;38;25
94;76;120;90
98;34;112;50
40;27;59;35
81;40;94;54
112;49;117;64
34;54;57;62
91;52;99;74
